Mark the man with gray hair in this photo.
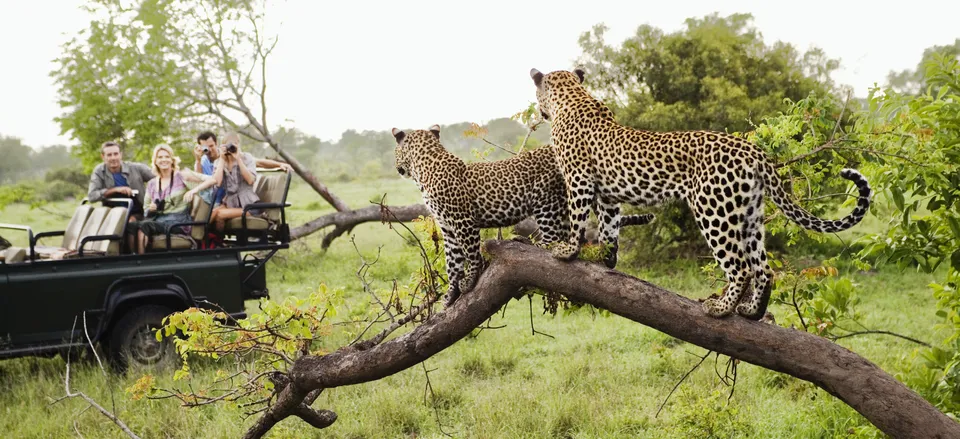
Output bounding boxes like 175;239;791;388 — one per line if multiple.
87;141;155;220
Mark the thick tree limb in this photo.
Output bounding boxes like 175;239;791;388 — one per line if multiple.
246;240;960;439
290;203;431;245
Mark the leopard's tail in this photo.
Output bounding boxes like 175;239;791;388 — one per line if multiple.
759;160;872;233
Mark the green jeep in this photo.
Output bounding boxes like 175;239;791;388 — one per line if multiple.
0;169;292;369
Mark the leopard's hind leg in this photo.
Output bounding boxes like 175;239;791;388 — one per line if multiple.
690;184;752;318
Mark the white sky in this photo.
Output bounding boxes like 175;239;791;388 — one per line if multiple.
1;0;958;148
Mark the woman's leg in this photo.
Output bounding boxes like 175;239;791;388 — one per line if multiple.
136;230;148;255
211;207;247;232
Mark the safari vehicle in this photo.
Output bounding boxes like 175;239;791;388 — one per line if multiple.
0;169;292;369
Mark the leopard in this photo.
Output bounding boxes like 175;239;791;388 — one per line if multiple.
528;68;872;320
392;124;654;305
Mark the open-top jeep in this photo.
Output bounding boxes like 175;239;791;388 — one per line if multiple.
0;169;292;369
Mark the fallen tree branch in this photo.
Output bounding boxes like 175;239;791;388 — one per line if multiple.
243;240;960;439
290;203;431;244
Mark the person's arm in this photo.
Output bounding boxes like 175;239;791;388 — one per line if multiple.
193;146;204;173
237;152;256;186
138;163;156;183
213;155;226;186
87;167;107;202
255;158;292;172
183;172;216;202
144;178;158;215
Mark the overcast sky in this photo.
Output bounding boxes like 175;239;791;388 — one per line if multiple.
1;0;958;149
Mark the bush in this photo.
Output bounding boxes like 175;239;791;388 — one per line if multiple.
45;166;87;190
40;180;83;202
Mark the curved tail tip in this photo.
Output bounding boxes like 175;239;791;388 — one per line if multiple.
840;168;862;180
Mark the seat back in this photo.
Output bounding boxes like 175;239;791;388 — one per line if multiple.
76;207;109;252
189;196;212;241
62;205;94;251
4;247;27;264
93;206;128;254
255;171;290;223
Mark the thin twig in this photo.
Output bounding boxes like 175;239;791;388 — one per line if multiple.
421;362;454;437
656;350;712;418
527;295;554;339
480;138;517;156
830;330;931;347
54;317;142;439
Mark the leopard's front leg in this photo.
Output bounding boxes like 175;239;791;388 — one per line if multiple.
437;221;466;307
553;167;595;262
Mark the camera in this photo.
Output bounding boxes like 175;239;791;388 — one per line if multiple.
153;199;166;214
201;146;210;154
225;143;237;154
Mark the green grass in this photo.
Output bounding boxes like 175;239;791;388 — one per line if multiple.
0;178;948;438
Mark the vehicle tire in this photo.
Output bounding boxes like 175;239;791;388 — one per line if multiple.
108;305;179;371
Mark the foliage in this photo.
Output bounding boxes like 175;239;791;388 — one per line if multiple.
577;12;838;134
51;0;200;170
855;54;960;415
887;39;960;96
0;136;79;185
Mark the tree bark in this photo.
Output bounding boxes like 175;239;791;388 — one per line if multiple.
249;241;959;439
290;203;432;246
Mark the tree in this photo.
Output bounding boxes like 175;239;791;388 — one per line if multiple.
152;239;960;439
887;39;960;95
0;136;33;184
577;13;839;134
51;1;200;170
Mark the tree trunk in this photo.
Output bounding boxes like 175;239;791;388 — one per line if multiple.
247;240;959;439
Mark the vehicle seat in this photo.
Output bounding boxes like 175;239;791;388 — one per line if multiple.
224;170;288;232
32;205;94;259
2;246;27;264
59;207;111;258
149;196;212;250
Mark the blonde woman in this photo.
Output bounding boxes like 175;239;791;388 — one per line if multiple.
129;144;217;254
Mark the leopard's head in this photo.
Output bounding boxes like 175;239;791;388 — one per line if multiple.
529;67;585;122
392;124;442;181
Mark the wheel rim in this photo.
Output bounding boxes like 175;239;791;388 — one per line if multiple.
128;324;167;365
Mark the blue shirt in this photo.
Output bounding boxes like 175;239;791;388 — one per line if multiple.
112;171;129;188
200;155;215;175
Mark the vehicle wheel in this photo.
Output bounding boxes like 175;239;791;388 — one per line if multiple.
108;305;179;371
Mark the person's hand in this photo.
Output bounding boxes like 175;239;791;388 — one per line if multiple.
113;186;133;196
280;163;292;172
193;145;203;160
148;201;158;212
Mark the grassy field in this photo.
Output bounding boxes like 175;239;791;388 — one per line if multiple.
0;179;947;438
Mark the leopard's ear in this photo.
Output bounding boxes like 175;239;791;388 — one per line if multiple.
428;124;441;139
391;128;405;144
574;67;585;84
530;68;544;87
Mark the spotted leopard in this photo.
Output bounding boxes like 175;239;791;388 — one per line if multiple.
528;68;872;320
393;125;653;305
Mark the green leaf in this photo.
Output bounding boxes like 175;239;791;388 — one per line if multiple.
951;249;960;271
891;186;905;212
